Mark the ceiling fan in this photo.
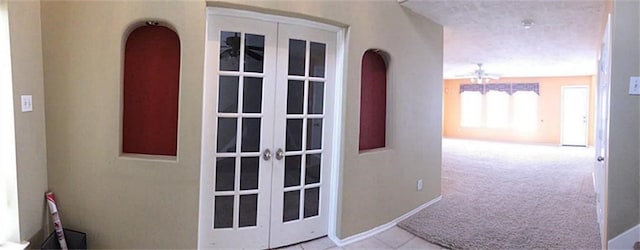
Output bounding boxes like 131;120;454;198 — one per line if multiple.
457;63;501;84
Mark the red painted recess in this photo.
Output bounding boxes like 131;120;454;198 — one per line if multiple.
122;25;180;156
359;50;387;151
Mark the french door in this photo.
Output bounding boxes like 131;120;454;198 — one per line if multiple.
199;12;337;249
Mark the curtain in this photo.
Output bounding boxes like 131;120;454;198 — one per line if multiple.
459;84;483;93
460;83;539;95
484;83;511;94
511;83;539;95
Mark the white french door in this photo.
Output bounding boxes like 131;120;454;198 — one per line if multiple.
561;86;589;146
199;11;337;249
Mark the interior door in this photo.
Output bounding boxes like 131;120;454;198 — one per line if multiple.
269;23;336;248
594;14;611;248
199;15;278;249
561;86;589;146
199;12;337;249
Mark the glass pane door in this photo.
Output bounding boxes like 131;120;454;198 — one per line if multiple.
281;39;326;223
200;13;336;249
269;22;336;248
213;29;266;230
199;14;277;249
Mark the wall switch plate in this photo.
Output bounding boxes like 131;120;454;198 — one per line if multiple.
21;95;33;112
417;179;423;191
629;77;640;95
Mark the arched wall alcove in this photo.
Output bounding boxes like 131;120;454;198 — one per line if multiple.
122;23;181;156
359;49;389;151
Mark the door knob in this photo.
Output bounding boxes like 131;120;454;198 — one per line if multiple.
275;148;285;160
597;156;605;162
263;149;272;161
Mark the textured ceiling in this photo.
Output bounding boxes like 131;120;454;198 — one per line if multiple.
401;0;606;79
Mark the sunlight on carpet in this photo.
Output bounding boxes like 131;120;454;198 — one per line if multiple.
399;139;601;249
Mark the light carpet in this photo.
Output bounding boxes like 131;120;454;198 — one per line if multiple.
399;139;601;249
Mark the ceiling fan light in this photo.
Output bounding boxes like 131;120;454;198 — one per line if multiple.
466;63;499;84
522;19;534;29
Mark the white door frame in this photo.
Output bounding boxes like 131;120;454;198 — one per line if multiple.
198;7;346;248
560;85;589;146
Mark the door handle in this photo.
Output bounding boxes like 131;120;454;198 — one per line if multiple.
263;149;272;161
597;156;605;162
275;148;285;160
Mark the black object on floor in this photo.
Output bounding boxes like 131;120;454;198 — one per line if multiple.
41;228;87;250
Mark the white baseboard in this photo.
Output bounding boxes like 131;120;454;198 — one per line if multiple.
329;195;442;247
608;224;640;250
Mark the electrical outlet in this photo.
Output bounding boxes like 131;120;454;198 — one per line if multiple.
21;95;33;112
417;179;423;191
629;77;640;95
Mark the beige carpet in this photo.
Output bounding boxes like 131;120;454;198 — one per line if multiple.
399;139;601;249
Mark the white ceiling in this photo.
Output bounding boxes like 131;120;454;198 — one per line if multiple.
401;0;606;79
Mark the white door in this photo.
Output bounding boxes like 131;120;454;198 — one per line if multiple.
561;86;589;146
199;11;337;249
269;23;336;247
594;14;611;248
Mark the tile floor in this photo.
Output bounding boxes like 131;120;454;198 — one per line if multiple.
279;226;447;250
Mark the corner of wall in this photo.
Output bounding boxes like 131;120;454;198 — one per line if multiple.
607;0;640;241
7;0;49;244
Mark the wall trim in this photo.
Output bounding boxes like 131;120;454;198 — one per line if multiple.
608;224;640;250
207;7;343;32
327;25;348;245
329;196;442;247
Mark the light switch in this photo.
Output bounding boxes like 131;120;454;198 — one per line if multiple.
629;77;640;95
21;95;32;112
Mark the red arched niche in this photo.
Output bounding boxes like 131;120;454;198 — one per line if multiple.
122;25;180;156
359;50;387;151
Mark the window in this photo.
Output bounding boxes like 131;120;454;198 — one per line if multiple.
459;83;539;130
122;24;180;156
485;91;510;128
513;91;538;131
359;50;387;151
460;91;482;127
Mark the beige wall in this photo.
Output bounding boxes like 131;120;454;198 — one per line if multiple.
41;0;442;248
6;0;48;244
41;1;205;248
607;0;640;240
